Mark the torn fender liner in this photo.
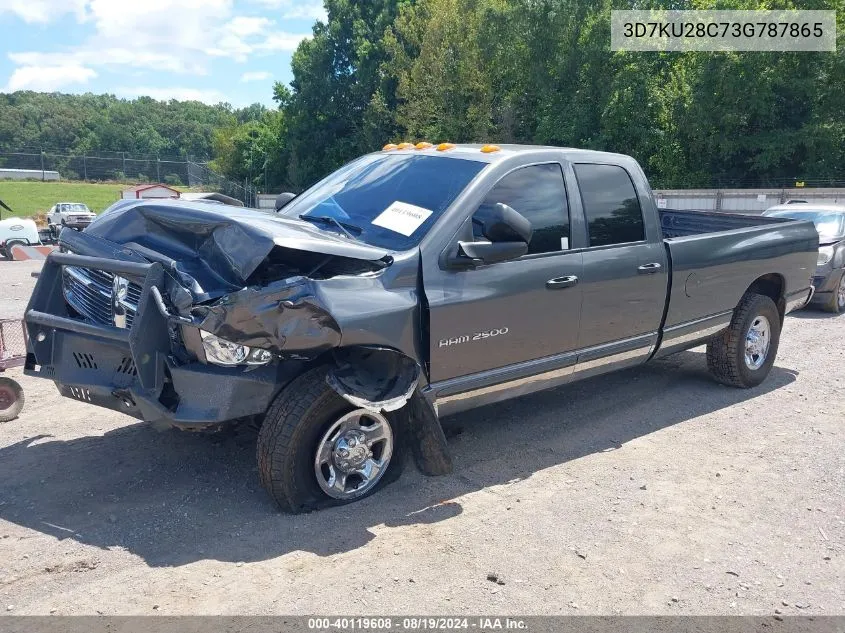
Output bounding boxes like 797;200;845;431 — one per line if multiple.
326;348;420;412
87;199;390;293
192;277;342;358
399;392;453;476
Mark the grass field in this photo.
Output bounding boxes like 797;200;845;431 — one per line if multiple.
0;181;125;217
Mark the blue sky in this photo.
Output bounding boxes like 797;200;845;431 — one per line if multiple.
0;0;326;107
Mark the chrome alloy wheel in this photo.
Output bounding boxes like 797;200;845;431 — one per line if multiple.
744;315;771;370
314;409;394;500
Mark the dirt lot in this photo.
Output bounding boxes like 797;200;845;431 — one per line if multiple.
0;259;842;615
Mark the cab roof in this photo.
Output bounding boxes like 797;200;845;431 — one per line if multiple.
378;143;632;164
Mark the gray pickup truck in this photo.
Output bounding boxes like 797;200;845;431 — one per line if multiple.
25;144;818;512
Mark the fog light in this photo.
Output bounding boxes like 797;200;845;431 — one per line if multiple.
247;348;273;364
200;331;273;367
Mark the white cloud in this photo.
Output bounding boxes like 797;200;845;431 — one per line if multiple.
241;71;272;82
228;15;271;37
0;0;87;23
256;31;309;52
4;0;311;84
3;64;96;92
116;86;230;105
252;0;326;21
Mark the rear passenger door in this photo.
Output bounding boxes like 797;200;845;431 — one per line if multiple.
571;163;668;371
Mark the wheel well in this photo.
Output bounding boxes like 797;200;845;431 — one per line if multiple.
746;274;786;322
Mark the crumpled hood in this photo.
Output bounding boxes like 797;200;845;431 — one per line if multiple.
85;199;391;292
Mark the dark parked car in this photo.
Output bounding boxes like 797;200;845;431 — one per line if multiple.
24;145;818;512
764;204;845;313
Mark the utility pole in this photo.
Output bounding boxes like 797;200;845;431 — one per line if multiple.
156;157;161;183
83;154;88;181
40;148;45;181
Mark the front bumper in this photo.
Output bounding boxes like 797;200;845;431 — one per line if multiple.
24;250;279;429
809;268;841;304
61;216;95;230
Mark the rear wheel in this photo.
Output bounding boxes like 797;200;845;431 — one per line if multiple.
0;377;24;422
257;366;404;513
822;271;845;313
706;292;781;388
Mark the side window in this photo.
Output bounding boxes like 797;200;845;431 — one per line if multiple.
573;163;645;247
473;163;570;255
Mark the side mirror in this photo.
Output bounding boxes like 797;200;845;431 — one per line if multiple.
448;202;532;267
455;240;528;266
477;202;533;243
275;192;297;211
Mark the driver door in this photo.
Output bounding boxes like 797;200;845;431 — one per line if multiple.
425;163;584;383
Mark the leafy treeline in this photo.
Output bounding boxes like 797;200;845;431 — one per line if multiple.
1;0;843;192
269;0;845;190
0;92;239;158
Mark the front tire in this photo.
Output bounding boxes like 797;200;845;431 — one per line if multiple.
257;366;404;513
822;270;845;314
706;292;781;388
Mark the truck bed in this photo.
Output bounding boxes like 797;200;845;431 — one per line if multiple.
656;209;818;354
659;208;788;238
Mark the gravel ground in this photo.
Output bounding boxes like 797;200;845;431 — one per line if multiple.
0;259;842;615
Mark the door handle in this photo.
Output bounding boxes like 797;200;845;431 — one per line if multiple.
546;275;579;290
638;262;662;274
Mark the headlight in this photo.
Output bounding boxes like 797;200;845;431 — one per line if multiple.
200;330;273;366
818;246;835;266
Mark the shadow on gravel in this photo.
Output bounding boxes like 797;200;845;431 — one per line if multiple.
787;308;842;320
0;350;797;567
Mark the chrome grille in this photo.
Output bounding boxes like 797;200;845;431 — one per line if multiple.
62;266;142;328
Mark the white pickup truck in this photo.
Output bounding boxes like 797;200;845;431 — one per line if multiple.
47;202;97;236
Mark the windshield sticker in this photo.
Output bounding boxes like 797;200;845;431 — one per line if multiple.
371;201;433;236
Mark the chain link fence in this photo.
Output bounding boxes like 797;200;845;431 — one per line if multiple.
654;188;845;215
0;148;257;207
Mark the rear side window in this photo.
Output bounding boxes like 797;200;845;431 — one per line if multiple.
473;163;570;255
574;163;645;247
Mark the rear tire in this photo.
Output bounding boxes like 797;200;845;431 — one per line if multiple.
0;377;25;422
706;292;781;388
821;270;845;314
257;366;405;513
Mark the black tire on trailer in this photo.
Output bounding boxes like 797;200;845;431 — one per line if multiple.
257;366;405;513
821;270;845;314
706;292;781;388
0;377;25;422
3;240;25;261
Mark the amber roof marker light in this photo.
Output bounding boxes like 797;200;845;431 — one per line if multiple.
480;144;501;153
415;142;433;150
396;142;415;150
436;143;456;151
382;143;398;151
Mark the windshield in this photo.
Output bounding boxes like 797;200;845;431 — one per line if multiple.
281;154;487;250
767;209;845;239
59;203;91;213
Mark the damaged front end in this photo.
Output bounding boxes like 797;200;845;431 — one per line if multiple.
24;201;439;448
